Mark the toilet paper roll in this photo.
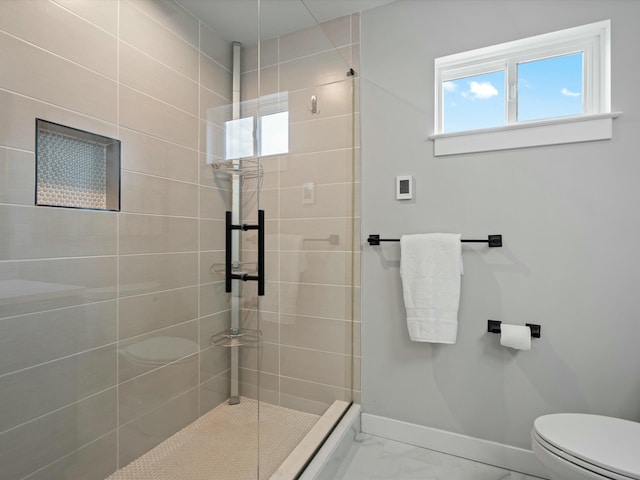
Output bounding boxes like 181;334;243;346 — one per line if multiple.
500;324;531;350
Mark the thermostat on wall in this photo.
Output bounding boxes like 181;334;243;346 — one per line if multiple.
396;175;413;200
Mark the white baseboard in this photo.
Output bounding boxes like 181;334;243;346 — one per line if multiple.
361;413;549;479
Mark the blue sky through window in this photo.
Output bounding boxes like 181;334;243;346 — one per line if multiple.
443;71;505;133
518;52;583;121
442;53;583;132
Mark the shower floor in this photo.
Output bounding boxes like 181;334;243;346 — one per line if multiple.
106;397;320;480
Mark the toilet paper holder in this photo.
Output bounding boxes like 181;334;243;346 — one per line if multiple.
487;320;541;338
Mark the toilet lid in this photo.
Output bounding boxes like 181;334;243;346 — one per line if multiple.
534;414;640;479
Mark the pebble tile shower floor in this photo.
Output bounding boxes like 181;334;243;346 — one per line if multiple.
107;398;319;480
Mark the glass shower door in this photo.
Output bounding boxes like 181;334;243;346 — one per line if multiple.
245;2;359;477
209;2;359;477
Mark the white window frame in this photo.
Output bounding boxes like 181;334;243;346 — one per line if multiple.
431;20;621;156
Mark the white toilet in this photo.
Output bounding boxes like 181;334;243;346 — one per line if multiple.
531;413;640;480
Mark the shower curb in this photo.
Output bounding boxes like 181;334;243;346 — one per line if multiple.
298;403;362;480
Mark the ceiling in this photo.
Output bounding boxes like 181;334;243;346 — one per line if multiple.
176;0;396;45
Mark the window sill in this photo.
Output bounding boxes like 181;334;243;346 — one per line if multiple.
429;112;622;156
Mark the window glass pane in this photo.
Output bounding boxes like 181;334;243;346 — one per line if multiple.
443;70;505;133
225;116;254;160
517;52;583;122
259;111;289;156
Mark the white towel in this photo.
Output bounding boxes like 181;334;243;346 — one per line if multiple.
400;233;463;343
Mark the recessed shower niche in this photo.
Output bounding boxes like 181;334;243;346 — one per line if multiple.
35;119;120;211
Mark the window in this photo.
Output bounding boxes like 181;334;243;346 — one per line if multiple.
206;92;289;163
432;20;618;156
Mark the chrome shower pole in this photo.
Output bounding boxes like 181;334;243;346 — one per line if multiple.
229;40;242;406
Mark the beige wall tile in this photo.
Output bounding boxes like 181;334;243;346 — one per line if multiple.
241;219;279;252
199;311;231;349
200;372;230;413
279;149;354;188
321;15;353;49
239;248;279;282
0;31;117;123
240;309;279;344
118;354;198;425
280;376;352;415
241;280;279;314
0;388;116;480
280;218;356;252
119;86;198;149
0;4;361;475
288;80;354;123
281;251;356;286
280;283;354;320
240;42;258;74
239;68;259;102
0;0;117;79
240;341;278;375
118;388;198;468
23;431;117;480
199;219;225;251
199;251;226;284
200;86;230;122
119;286;198;340
241;65;279;100
200;23;232;71
0;90;117;152
289;114;354;154
199;122;226;165
199;282;230;317
200;186;231;220
280;49;351;92
0;300;116;376
279;16;350;63
0;256;117;318
0;345;116;432
0;147;34;205
281;346;352;390
238;368;279;405
118;252;198;298
118;321;198;383
257;156;279;190
128;0;199;48
200;54;232;101
119;1;198;81
52;0;118;34
121;171;198;217
241;37;278;73
280;315;355;355
279;182;357;219
0;205;116;260
351;13;360;43
119;128;198;184
200;342;230;383
351;43;360;77
119;213;197;255
119;42;199;115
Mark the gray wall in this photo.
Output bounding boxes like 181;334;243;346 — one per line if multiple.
360;0;640;449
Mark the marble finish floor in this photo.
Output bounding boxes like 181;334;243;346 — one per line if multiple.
334;434;546;480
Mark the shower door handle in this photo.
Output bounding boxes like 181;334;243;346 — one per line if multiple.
225;211;233;293
257;209;265;296
225;210;265;296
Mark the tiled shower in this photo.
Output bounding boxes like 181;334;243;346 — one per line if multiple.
0;1;360;479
